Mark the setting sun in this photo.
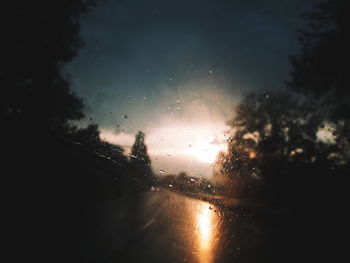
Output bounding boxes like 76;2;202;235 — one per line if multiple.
101;122;228;175
186;137;226;164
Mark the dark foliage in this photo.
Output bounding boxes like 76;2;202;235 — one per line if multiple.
215;91;348;203
0;1;95;134
0;2;129;262
288;0;350;122
70;124;128;164
130;131;156;187
215;0;349;213
214;2;349;259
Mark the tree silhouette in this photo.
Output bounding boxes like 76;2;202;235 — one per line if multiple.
131;131;151;167
288;0;350;145
130;131;155;185
1;1;94;137
215;0;350;206
289;0;349;98
1;2;101;262
214;90;349;203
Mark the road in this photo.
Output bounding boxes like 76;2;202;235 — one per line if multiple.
77;187;322;263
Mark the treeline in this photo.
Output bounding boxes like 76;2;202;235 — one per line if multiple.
0;2;154;262
214;0;349;212
1;0;156;195
68;125;157;189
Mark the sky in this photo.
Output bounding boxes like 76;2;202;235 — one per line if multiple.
65;0;316;177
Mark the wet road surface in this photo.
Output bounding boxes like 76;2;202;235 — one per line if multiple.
78;188;326;263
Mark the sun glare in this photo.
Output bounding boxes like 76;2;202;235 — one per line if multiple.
186;136;226;164
101;123;228;167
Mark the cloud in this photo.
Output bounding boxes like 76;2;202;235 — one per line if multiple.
100;130;135;149
66;0;316;176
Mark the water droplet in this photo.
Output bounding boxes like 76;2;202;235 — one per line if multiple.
264;93;270;99
143;96;147;100
209;206;213;210
176;100;180;104
159;169;166;174
122;115;128;119
168;184;173;188
208;69;213;74
176;107;181;111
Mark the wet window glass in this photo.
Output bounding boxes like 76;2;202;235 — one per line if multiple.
3;0;349;262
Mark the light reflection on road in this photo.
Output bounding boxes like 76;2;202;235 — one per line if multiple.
83;188;295;263
196;202;218;263
93;189;239;263
141;190;224;263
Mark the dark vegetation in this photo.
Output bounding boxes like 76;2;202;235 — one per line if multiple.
1;1;155;262
213;0;349;260
215;0;349;204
